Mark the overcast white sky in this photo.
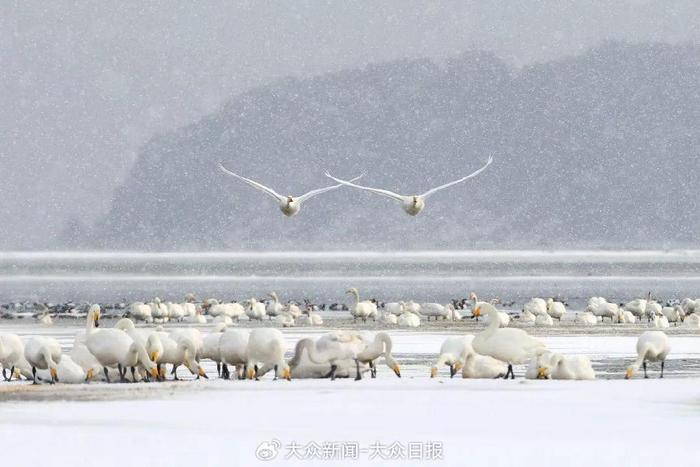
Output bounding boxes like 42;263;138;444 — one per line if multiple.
1;1;698;248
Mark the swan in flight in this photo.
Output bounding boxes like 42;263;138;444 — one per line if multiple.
218;163;363;216
324;155;493;216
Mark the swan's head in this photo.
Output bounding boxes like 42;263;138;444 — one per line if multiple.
286;196;294;204
625;367;635;379
149;367;159;379
469;292;478;301
473;306;482;317
13;367;21;379
50;366;58;382
537;367;549;379
412;196;419;205
153;297;161;304
385;355;401;377
281;366;291;381
430;366;438;378
184;293;197;303
345;287;358;295
85;368;95;381
149;351;160;362
115;318;135;332
89;305;101;327
246;367;256;380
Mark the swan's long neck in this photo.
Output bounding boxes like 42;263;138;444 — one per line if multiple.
350;289;360;304
632;346;647;371
270;292;279;305
483;305;501;334
376;333;392;356
135;342;156;370
85;309;97;334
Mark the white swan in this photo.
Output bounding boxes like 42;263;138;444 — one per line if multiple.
472;302;546;379
624;296;648;318
519;309;537;324
85;307;158;382
128;302;153;323
346;288;377;323
403;300;422;314
618;309;637;324
166;302;185;322
523;298;548;316
201;323;227;377
219;329;250;380
462;351;508;379
587;297;618;322
535;313;554;327
576;311;599;325
661;306;682;325
649;313;670;329
219;162;362;216
69;340;103;382
266;292;284;318
153;331;207;380
431;336;471;378
149;297;169;323
325;156;492;216
383;302;404;315
286;302;303;318
288;342;368;379
246;328;291;380
378;311;398;325
298;331;400;380
421;303;449;321
276;311;295;327
246;298;267;321
36;355;90;384
625;331;670;379
0;333;32;381
446;304;462;321
546;298;566;321
535;353;596;380
397;311;420;327
24;336;62;384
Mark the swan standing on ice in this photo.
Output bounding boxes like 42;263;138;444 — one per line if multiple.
85;307;159;382
219;163;362;217
219;329;250;379
346;288;377;323
625;331;670;379
245;329;291;380
0;333;32;381
201;323;227;377
246;298;267;321
24;336;62;384
325;155;492;216
546;298;566;321
431;336;471;378
266;292;284;319
472;303;546;379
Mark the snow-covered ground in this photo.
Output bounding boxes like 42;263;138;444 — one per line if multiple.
1;323;699;466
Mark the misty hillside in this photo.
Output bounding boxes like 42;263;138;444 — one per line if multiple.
92;42;700;250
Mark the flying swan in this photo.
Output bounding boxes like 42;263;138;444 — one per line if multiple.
218;162;362;216
324;155;493;216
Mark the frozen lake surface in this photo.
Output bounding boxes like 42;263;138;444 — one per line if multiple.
1;323;700;466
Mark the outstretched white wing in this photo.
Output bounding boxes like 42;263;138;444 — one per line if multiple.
218;163;285;202
297;174;365;203
419;155;493;199
324;172;408;202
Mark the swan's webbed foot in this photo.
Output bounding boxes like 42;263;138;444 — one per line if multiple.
449;364;456;378
103;367;110;383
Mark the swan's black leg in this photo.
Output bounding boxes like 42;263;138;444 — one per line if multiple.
2;368;7;381
241;364;247;380
354;359;362;381
118;364;126;382
449;364;456;378
503;364;514;379
324;364;337;380
222;363;229;380
216;362;221;378
130;366;136;382
32;366;37;385
254;364;259;381
660;360;664;378
103;367;110;383
273;364;279;381
9;366;15;382
643;361;648;379
369;361;376;378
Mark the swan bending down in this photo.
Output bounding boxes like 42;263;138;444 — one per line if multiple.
36;355;91;384
625;331;670;379
288;338;370;379
325;155;492;216
302;331;400;380
462;352;508;379
431;336;472;378
24;336;62;384
219;329;250;380
533;352;595;380
0;333;32;381
219;162;362;217
246;329;291;380
85;306;159;382
472;303;546;379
